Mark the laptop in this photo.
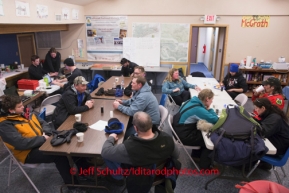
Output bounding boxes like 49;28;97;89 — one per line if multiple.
3;86;31;103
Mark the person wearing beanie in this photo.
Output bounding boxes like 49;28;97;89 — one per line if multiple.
52;58;83;91
221;63;248;99
43;47;61;74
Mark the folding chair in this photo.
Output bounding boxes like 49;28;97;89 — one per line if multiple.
167;114;200;171
165;94;180;116
2;141;40;193
234;93;248;106
158;105;168;131
35;94;61;121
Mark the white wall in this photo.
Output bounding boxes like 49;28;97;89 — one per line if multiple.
0;0;85;24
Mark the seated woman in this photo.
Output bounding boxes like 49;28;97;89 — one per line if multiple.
253;98;289;155
0;95;85;192
176;89;218;169
162;68;201;106
221;63;248;99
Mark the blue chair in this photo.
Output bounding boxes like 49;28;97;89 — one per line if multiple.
159;94;167;107
38;107;46;121
260;148;289;184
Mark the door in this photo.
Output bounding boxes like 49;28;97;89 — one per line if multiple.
190;27;199;64
17;34;36;67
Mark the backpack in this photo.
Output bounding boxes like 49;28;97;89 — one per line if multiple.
172;101;202;146
209;104;268;167
87;74;105;93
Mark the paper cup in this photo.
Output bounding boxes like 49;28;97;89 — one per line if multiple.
76;132;84;142
255;85;264;93
75;114;81;122
21;64;24;69
115;77;119;82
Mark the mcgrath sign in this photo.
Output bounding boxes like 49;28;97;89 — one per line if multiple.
241;15;270;28
204;15;217;24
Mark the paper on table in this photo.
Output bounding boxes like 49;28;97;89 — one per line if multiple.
89;120;107;131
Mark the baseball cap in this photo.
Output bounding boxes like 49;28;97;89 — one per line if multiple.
262;77;281;87
230;63;239;73
74;76;89;85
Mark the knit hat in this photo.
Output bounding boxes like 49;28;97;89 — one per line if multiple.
64;58;74;66
105;118;124;134
73;122;88;132
74;76;89;85
230;64;239;73
262;77;281;87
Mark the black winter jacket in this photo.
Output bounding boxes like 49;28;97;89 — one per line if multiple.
121;62;138;77
52;86;91;129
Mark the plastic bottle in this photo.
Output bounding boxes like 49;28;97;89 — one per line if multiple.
43;75;49;87
121;80;124;89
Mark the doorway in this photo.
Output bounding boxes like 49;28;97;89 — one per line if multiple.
188;25;228;81
17;34;36;67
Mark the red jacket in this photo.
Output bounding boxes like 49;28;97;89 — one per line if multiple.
252;93;284;119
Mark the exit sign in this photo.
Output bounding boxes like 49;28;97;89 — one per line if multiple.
204;15;217;24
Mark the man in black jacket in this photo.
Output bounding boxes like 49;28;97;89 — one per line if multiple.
120;58;138;77
28;55;58;80
101;112;179;189
124;66;152;97
52;76;94;129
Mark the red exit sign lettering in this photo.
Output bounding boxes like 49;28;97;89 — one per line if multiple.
204;15;216;24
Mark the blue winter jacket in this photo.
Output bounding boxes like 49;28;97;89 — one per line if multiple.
162;77;196;96
178;96;218;124
118;83;160;125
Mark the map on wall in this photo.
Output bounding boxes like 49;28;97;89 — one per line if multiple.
132;22;190;62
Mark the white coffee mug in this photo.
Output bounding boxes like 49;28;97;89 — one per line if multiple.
75;114;81;122
76;132;84;142
255;85;264;93
21;64;24;69
110;111;113;118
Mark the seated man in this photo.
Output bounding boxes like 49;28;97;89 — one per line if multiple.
28;55;58;80
124;66;152;97
113;76;160;137
53;76;94;129
101;112;179;190
221;63;247;99
0;95;84;193
52;58;83;91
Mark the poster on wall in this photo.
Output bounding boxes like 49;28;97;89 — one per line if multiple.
86;16;127;62
72;9;79;20
0;0;4;16
36;4;48;19
62;8;69;20
15;0;30;17
241;15;270;28
132;22;190;62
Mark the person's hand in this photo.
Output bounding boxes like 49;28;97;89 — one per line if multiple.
173;88;180;92
42;133;50;140
195;86;201;91
109;133;118;141
113;101;120;109
220;83;224;86
115;99;123;104
130;73;134;77
85;100;94;109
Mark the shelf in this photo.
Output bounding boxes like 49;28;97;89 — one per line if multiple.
239;68;289;73
246;81;287;86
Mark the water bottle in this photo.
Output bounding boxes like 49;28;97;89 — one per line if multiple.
121;80;124;90
43;75;49;87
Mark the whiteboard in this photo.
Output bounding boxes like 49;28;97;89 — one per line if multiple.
123;37;160;66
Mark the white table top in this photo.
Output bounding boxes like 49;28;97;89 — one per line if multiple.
186;75;277;155
91;65;170;73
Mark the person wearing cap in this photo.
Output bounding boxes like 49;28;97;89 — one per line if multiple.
101;112;179;188
252;77;284;113
120;58;138;77
52;76;94;129
52;58;83;91
43;47;61;74
123;66;152;97
221;63;248;99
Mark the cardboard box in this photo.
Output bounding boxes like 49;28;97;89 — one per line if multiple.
17;79;39;90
